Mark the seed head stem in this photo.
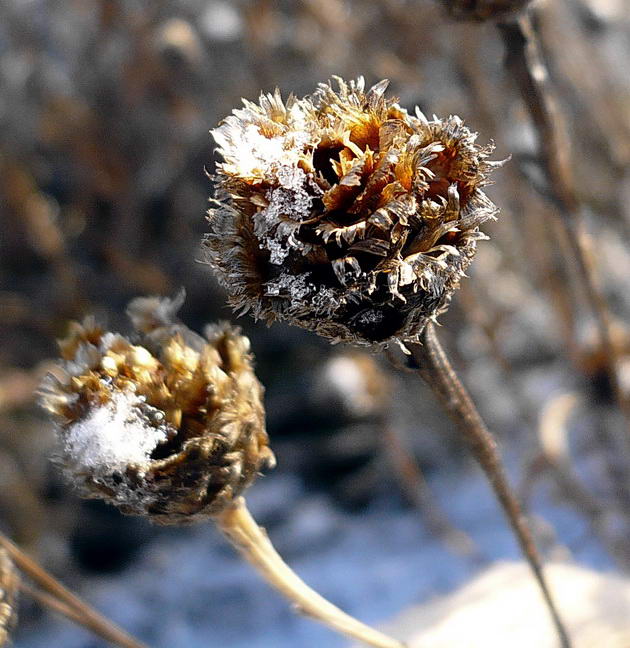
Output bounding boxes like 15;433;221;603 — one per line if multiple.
407;322;571;648
217;497;406;648
0;534;146;648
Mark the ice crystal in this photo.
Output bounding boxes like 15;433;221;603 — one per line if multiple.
61;390;171;475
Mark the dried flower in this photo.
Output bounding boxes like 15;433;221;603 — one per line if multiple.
205;77;501;347
40;295;405;648
0;549;18;648
443;0;532;21
40;292;275;525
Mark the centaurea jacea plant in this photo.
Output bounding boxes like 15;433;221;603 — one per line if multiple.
205;77;570;647
40;293;404;648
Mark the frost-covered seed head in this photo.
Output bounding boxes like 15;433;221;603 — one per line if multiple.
443;0;532;21
205;77;501;347
40;292;275;525
0;549;18;648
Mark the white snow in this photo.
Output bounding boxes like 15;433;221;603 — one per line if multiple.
61;390;169;473
220;123;287;177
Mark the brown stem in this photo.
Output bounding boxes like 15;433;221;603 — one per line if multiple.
0;534;147;648
216;497;406;648
407;322;571;648
19;582;89;628
381;422;482;561
496;16;630;475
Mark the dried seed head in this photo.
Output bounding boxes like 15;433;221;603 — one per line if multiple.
443;0;532;21
0;549;18;648
40;292;275;525
205;77;501;348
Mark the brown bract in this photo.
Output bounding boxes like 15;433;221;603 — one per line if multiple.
0;549;18;648
40;293;274;525
205;77;501;347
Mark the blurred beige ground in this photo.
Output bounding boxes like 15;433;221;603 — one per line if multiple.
367;562;630;648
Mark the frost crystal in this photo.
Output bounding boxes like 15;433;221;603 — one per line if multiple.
254;166;315;265
62;390;170;475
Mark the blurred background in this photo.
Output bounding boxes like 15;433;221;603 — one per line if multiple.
1;0;630;646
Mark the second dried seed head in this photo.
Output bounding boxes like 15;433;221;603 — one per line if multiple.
40;293;275;524
206;77;501;347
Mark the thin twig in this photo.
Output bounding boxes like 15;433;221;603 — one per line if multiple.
531;392;630;569
217;497;406;648
533;393;604;518
381;422;483;562
0;533;147;648
496;16;630;488
407;322;571;648
19;582;89;628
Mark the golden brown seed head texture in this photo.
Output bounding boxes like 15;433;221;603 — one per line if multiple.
205;77;501;347
0;548;18;647
40;292;275;525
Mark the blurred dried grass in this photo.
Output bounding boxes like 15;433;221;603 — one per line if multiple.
1;0;630;643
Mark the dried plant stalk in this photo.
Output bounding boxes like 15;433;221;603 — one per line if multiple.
19;582;94;631
0;534;146;648
206;76;569;647
0;548;18;648
217;497;405;648
381;423;481;560
407;322;570;648
530;393;630;568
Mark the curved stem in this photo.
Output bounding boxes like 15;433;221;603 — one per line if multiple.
0;534;146;648
217;497;406;648
407;322;571;648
